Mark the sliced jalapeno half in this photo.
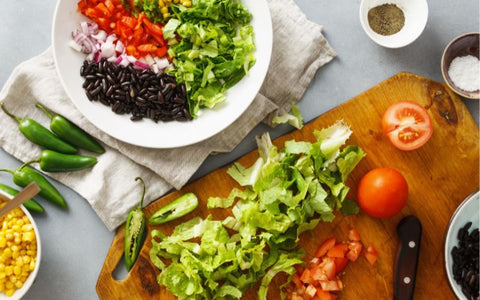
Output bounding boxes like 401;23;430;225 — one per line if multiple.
149;193;198;225
124;177;147;271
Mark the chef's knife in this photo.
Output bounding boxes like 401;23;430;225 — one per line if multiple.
393;215;422;300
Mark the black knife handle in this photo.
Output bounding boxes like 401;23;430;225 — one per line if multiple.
393;215;422;300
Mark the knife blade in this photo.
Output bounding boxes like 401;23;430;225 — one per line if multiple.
393;215;422;300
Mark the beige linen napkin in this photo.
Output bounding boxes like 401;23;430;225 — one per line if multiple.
0;0;335;231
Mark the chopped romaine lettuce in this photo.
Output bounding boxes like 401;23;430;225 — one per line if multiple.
150;121;365;299
272;103;304;129
167;0;255;117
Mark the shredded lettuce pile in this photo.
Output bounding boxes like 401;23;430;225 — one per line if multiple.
163;0;255;117
149;121;365;299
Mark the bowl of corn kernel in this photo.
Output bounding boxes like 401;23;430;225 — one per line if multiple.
0;191;41;299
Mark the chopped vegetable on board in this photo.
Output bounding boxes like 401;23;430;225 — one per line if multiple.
285;229;378;299
150;121;365;299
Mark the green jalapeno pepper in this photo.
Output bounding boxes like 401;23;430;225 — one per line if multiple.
124;177;147;271
0;183;45;213
1;102;77;154
36;103;105;154
149;193;198;225
0;165;67;209
26;150;97;173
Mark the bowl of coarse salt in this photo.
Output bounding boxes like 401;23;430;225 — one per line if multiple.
441;32;480;100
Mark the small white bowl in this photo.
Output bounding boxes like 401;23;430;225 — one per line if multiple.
359;0;428;48
441;32;480;100
444;191;479;300
0;192;41;300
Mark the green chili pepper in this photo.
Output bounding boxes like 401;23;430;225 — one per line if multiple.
0;165;67;209
124;177;147;271
149;192;198;225
1;102;77;154
26;150;97;173
36;102;105;154
0;183;45;213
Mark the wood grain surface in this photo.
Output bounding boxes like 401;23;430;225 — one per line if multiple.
96;73;479;300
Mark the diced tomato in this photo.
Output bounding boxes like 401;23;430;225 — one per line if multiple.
316;288;336;300
334;257;348;274
327;243;349;258
306;284;318;298
315;237;336;258
300;268;313;284
365;244;378;265
311;258;335;282
319;280;342;292
291;293;304;300
346;241;363;262
287;232;377;300
291;273;304;290
348;229;361;242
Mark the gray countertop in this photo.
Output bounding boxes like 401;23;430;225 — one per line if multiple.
0;1;478;299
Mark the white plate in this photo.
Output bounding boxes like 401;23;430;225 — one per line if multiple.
52;0;272;148
444;191;479;300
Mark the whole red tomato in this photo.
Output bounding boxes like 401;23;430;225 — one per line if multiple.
357;168;408;218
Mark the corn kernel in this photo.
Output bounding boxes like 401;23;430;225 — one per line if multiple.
14;281;23;289
0;204;37;297
163;12;170;19
160;6;169;14
182;0;192;7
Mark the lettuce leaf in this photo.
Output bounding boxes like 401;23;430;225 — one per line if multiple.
150;121;364;299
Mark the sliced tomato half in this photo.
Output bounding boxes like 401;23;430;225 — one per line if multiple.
382;101;433;151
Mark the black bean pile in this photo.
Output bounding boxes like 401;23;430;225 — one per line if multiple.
80;59;192;122
451;221;479;300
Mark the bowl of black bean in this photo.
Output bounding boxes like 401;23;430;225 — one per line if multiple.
444;191;479;300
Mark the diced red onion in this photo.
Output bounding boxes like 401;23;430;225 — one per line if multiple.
115;40;125;53
134;60;150;69
91;30;107;42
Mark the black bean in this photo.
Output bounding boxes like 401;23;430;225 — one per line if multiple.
80;59;191;123
106;86;115;97
90;86;102;96
451;221;479;299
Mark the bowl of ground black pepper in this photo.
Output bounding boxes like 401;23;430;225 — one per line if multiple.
359;0;428;48
441;32;480;100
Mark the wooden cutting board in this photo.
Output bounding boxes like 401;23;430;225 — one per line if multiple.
96;72;479;300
